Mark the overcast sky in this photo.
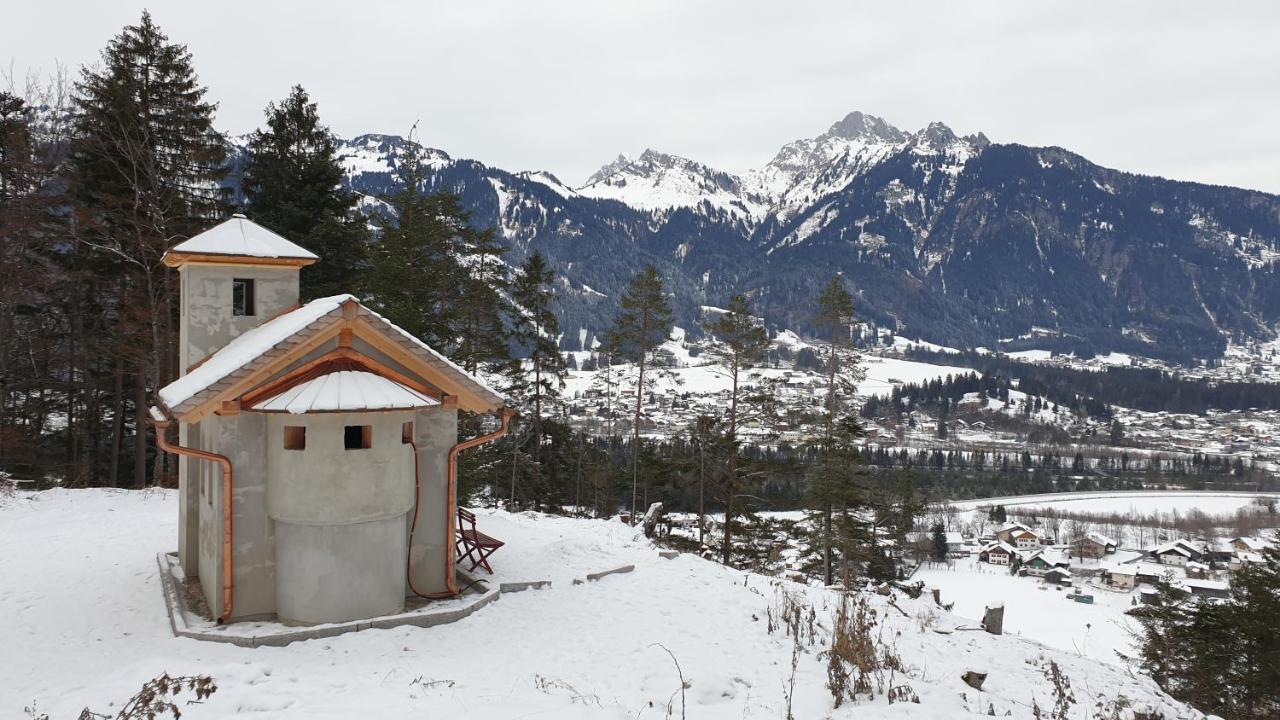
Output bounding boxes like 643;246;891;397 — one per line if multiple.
6;2;1280;192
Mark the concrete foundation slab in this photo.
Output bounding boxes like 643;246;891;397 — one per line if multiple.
157;552;508;647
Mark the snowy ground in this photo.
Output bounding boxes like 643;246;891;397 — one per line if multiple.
2;490;1200;719
914;557;1141;663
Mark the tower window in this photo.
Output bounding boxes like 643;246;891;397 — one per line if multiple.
232;278;256;316
283;426;306;451
344;425;372;450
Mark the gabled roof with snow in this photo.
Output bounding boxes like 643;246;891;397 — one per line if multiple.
1233;536;1273;551
165;215;319;262
249;370;440;414
981;541;1017;555
1081;532;1117;547
1026;548;1070;566
996;521;1031;534
155;294;505;418
1148;539;1203;557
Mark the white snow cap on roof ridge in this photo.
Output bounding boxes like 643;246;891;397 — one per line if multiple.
250;370;440;413
168;214;319;260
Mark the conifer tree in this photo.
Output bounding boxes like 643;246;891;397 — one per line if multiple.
72;11;228;486
364;132;508;374
241;85;368;299
606;265;674;522
930;522;948;562
504;251;567;505
509;251;567;436
1133;549;1280;719
702;294;771;564
806;275;868;585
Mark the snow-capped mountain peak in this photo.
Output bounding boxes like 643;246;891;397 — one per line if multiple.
821;110;908;144
748;111;915;221
576;148;768;222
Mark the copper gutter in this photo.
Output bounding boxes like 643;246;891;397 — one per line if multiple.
407;408;515;599
152;415;235;624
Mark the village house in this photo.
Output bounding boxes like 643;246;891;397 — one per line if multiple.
1230;536;1274;554
994;521;1044;548
1042;567;1072;586
1182;578;1230;601
1148;539;1205;566
979;541;1017;566
1071;531;1117;559
149;216;512;626
1022;548;1070;576
1102;564;1137;590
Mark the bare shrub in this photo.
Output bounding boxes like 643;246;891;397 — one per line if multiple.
28;674;218;720
532;675;601;707
825;593;907;707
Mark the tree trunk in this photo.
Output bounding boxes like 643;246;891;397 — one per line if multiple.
133;363;147;488
630;352;645;524
109;358;124;488
698;442;706;545
721;359;739;565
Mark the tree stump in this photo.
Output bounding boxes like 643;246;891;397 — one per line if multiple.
961;670;987;690
981;602;1004;635
931;587;942;605
642;502;664;538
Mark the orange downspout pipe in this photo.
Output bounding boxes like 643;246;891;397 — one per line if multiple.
407;408;515;599
152;417;235;624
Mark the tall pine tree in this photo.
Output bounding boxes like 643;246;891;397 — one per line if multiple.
72;11;228;487
807;275;868;585
241;85;368;299
509;251;567;436
606;265;673;521
702;294;771;565
505;251;567;506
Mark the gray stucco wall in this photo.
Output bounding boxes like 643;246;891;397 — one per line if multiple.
177;422;200;572
179;263;299;372
218;412;275;620
194;412;276;621
275;516;407;624
265;412;416;525
407;406;458;595
267;410;417;624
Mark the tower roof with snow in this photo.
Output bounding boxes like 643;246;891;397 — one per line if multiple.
163;214;319;267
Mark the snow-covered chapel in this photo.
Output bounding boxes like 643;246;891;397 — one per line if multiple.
148;214;511;625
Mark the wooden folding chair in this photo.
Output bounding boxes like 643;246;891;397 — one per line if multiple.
455;507;505;574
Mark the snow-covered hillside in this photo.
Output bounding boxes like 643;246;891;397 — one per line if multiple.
1;489;1203;719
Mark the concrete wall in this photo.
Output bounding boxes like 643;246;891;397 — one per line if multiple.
217;412;275;620
177;259;298;591
194;412;277;621
265;412;415;525
179;263;299;372
275;516;407;624
267;410;417;624
407;406;458;595
177;421;200;572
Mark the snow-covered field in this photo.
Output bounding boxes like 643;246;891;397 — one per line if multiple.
563;351;970;401
949;490;1275;518
914;557;1140;663
1;490;1200;719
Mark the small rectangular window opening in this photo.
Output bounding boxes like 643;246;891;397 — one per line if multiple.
284;425;306;451
345;425;372;450
232;278;256;317
401;421;414;444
